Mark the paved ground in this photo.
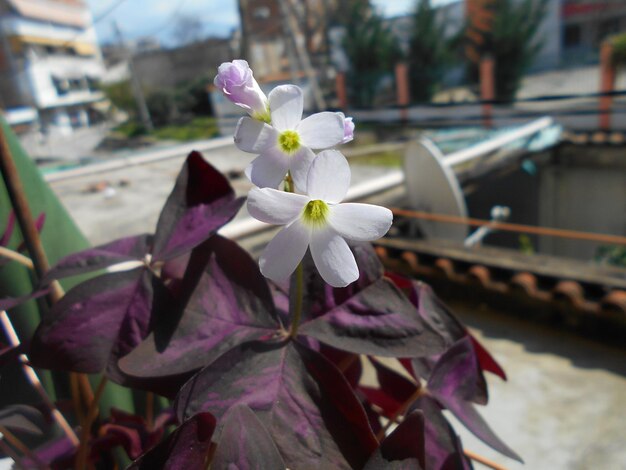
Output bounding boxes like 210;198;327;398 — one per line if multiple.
446;302;626;470
49;144;398;245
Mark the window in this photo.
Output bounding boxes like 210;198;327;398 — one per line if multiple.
563;24;581;48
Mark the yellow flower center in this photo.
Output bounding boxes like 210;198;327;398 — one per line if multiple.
302;200;329;227
278;130;301;155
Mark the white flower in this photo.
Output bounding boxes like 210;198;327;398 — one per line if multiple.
247;150;393;287
234;85;345;191
214;60;270;122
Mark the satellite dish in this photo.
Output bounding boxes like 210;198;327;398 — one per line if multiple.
404;138;468;242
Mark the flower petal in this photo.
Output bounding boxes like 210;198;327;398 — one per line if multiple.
306;150;350;203
248;188;309;225
289;147;316;193
245;151;290;189
297;112;345;149
234;117;278;153
328;203;393;241
259;221;311;282
269;85;303;131
310;228;358;288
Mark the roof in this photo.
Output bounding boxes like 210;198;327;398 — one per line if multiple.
374;237;626;323
7;0;89;28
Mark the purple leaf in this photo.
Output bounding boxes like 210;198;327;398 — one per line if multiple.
363;410;425;470
0;286;51;311
291;243;384;323
434;393;522;462
359;357;419;418
0;405;44;435
410;396;473;470
470;334;507;381
119;236;280;379
212;405;286;470
299;278;446;358
360;386;405;419
41;234;152;284
91;423;143;460
320;345;362;389
175;340;378;469
128;412;216;470
368;357;419;408
151;151;244;261
25;435;76;469
427;336;488;406
30;268;160;376
412;282;466;345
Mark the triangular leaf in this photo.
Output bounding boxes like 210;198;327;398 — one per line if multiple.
427;336;488;406
300;278;445;358
119;236;280;379
435;393;522;462
175;340;378;469
128;413;216;470
410;396;473;470
31;268;159;376
212;405;286;470
363;410;425;470
151;151;244;261
41;234;151;284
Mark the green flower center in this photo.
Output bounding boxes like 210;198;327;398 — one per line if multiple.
302;200;329;227
253;106;271;123
278;130;301;155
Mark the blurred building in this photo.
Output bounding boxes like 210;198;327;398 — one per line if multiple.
385;0;625;72
132;38;232;89
561;1;626;65
240;0;337;80
0;0;106;135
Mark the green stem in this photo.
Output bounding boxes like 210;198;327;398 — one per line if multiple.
289;262;304;338
75;376;108;470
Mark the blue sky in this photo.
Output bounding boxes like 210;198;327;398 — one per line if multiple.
86;0;417;45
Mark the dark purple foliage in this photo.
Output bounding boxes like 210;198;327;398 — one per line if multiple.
128;412;216;470
28;152;244;381
118;235;281;379
175;340;378;469
212;405;286;469
0;153;522;469
363;411;426;470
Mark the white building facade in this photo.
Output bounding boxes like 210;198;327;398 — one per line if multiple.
0;0;105;135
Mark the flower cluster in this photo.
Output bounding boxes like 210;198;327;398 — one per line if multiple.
215;60;392;287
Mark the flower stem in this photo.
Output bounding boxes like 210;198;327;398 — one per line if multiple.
288;262;304;338
75;376;108;470
0;424;46;468
0;311;79;445
0;246;33;270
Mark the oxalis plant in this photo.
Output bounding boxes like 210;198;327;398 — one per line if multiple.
0;60;523;469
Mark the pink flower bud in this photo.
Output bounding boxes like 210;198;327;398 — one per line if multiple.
342;116;354;143
214;60;269;121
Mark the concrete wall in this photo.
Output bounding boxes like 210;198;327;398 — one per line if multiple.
538;145;626;260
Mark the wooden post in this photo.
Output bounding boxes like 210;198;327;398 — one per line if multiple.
599;42;615;131
480;55;495;128
335;72;348;110
395;62;410;122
